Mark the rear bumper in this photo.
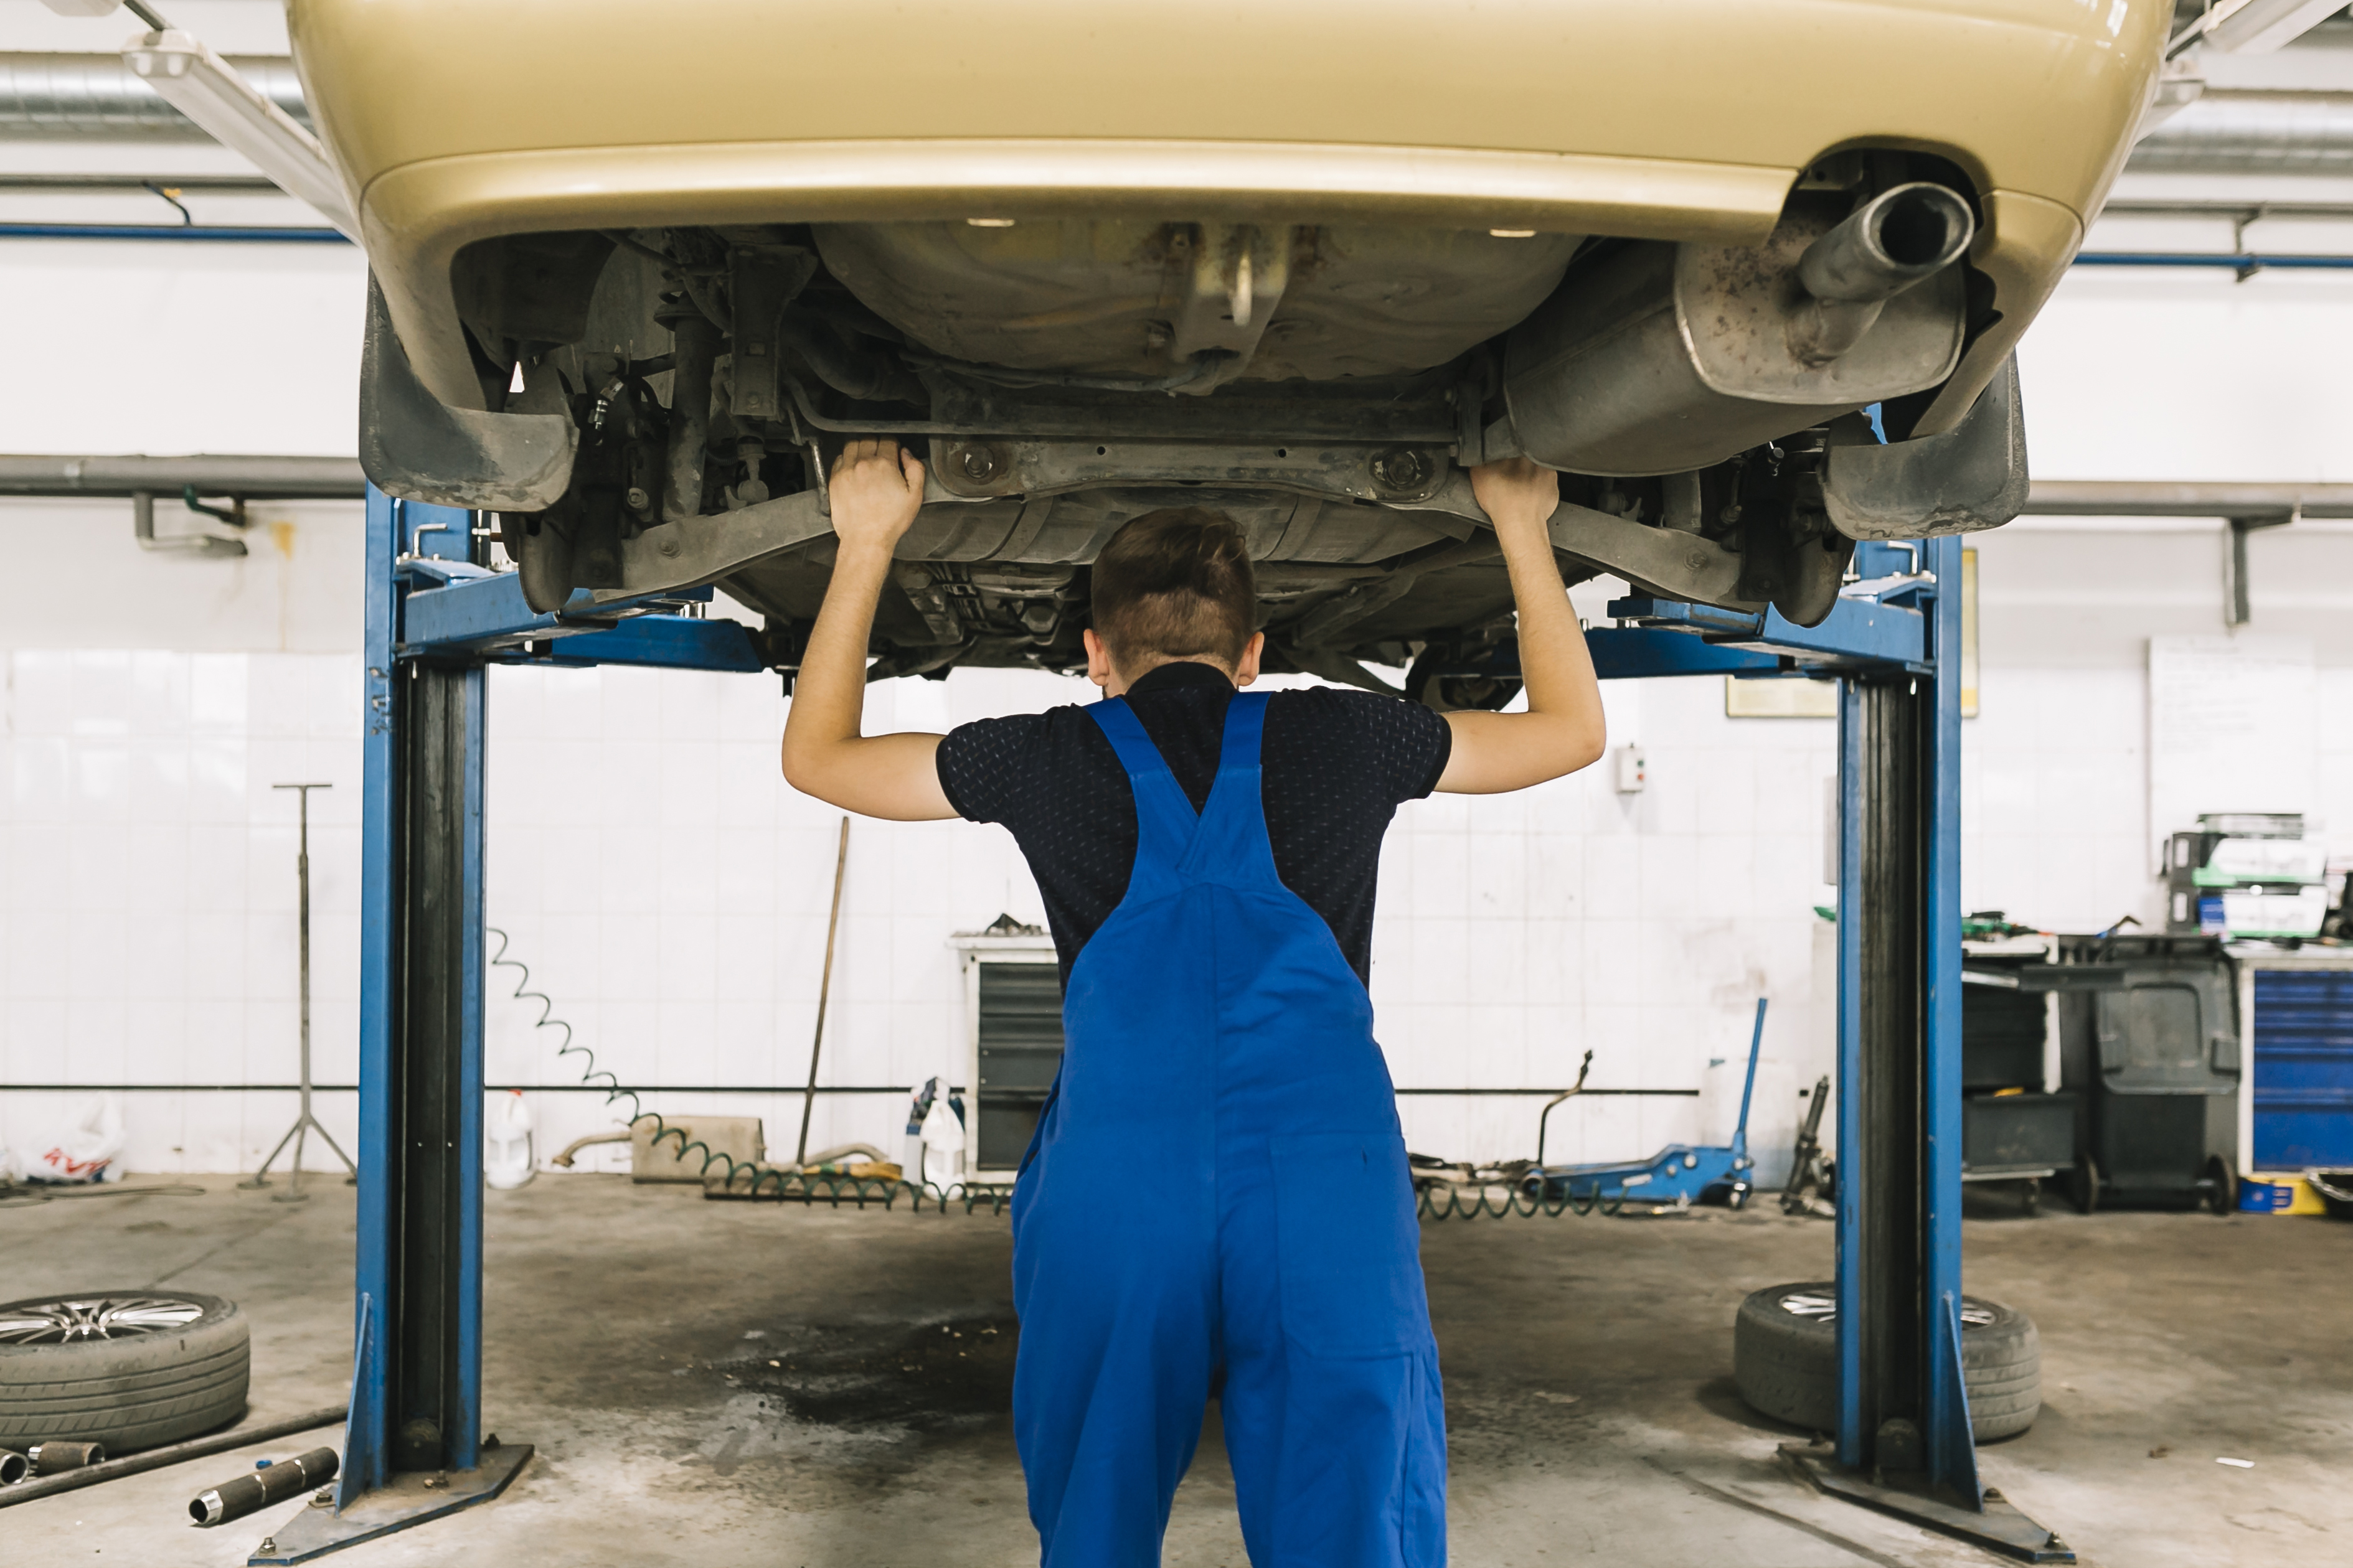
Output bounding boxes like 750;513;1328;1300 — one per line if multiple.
288;0;2164;432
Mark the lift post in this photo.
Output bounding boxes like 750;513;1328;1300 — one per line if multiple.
334;493;2056;1559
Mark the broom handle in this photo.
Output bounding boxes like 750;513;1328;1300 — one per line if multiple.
795;817;852;1167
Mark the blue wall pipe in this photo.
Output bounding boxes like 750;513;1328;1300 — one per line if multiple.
0;222;348;243
2075;251;2353;270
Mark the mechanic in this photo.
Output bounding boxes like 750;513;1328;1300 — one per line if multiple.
781;439;1606;1568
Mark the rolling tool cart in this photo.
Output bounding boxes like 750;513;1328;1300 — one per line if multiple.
2056;934;2241;1213
1958;926;2077;1214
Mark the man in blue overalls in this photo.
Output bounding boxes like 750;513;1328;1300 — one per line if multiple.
783;441;1605;1567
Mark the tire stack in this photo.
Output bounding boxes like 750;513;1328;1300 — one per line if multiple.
1732;1281;2040;1442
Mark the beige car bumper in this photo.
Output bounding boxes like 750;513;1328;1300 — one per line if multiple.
288;0;2166;434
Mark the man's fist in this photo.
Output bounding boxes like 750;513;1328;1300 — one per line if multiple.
829;439;927;553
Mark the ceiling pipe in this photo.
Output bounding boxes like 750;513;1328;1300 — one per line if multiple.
0;51;308;138
2131;88;2353;172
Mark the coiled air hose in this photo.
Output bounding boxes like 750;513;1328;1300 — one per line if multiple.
488;927;1007;1214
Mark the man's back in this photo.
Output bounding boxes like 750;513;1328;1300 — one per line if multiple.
938;662;1451;985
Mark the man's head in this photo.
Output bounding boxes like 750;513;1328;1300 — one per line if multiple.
1085;507;1263;692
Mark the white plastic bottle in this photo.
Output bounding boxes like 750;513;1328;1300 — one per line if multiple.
920;1090;965;1190
484;1091;535;1190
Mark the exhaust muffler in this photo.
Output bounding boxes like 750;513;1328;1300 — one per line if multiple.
1501;182;1976;476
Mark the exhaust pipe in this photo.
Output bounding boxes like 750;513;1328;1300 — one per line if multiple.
0;1450;26;1486
189;1446;338;1526
1790;182;1976;365
29;1441;105;1475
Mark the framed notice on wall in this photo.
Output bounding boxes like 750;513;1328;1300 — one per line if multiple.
2147;634;2316;866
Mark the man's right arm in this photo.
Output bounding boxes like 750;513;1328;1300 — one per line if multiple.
779;440;960;820
1434;458;1608;794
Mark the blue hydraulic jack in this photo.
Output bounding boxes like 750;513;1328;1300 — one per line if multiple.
1531;998;1766;1213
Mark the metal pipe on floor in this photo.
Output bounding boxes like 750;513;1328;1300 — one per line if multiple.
0;1406;346;1511
191;1446;338;1526
29;1440;105;1475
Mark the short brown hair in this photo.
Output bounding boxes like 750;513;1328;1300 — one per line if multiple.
1088;507;1257;669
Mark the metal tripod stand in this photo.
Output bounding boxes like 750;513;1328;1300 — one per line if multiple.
245;782;356;1200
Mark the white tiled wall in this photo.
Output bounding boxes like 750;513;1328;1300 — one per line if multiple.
9;580;2351;1176
7;248;2353;1177
0;647;366;1175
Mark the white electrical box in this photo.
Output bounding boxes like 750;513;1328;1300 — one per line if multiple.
1613;744;1646;794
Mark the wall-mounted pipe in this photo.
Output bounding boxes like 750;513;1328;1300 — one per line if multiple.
2075;249;2353;271
0;222;345;243
0;454;366;498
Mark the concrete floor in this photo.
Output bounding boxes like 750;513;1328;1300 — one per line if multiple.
4;1173;2347;1568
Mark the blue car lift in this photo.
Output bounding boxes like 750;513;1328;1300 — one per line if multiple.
286;490;2058;1564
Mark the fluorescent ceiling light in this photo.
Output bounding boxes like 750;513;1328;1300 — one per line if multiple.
2197;0;2347;55
120;30;359;238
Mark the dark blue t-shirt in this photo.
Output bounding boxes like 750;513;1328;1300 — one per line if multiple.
935;662;1451;985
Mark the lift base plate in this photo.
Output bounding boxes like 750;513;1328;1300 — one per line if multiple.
247;1443;532;1564
1780;1444;2075;1564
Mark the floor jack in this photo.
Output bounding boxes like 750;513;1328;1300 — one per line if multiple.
1529;998;1768;1213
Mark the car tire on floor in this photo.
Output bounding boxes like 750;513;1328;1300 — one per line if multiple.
1732;1280;2040;1442
0;1292;250;1453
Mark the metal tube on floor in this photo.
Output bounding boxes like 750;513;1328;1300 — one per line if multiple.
0;1406;344;1511
191;1447;339;1526
29;1440;104;1475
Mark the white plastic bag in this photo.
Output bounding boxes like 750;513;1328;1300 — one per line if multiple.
484;1091;536;1190
34;1094;125;1183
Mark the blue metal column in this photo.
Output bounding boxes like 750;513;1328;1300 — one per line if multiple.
1830;537;1979;1499
1833;674;1868;1468
1920;534;1976;1498
342;490;486;1500
345;486;399;1500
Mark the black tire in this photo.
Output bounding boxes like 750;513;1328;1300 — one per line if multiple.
0;1292;249;1453
1733;1282;2041;1443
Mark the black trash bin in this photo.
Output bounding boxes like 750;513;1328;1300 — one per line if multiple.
2056;934;2240;1213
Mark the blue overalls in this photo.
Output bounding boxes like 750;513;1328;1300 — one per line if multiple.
1009;692;1447;1568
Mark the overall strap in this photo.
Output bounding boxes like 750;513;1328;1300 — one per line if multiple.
1087;698;1202;889
1215;690;1269;779
1185;692;1283;887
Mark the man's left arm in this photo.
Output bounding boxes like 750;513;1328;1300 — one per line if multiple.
778;440;960;820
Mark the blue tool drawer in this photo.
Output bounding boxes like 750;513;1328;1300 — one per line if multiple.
2252;968;2353;1168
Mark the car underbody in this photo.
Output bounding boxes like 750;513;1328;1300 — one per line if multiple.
364;150;2030;706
